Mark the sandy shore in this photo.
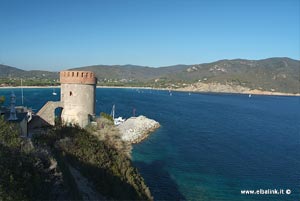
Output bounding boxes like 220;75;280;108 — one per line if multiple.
0;86;60;89
173;82;300;97
0;85;148;89
173;88;300;97
0;85;298;96
99;85;300;96
96;86;153;89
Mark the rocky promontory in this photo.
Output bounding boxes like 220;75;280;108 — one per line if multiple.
175;82;300;96
118;116;160;144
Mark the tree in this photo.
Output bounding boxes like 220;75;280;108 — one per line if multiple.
0;118;52;201
0;116;20;148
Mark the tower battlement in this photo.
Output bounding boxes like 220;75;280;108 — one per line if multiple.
60;71;96;84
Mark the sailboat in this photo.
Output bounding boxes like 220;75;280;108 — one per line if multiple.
111;104;125;126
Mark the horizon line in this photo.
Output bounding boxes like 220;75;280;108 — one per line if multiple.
1;56;299;72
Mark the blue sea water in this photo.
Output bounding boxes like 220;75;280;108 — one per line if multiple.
0;88;299;201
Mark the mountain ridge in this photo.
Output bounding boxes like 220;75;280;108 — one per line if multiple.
0;57;299;93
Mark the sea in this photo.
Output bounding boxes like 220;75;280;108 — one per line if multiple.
0;88;299;201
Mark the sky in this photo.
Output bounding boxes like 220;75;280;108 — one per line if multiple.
0;0;299;70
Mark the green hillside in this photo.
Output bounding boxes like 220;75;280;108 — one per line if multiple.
164;57;300;93
0;64;58;79
0;57;299;93
0;118;152;200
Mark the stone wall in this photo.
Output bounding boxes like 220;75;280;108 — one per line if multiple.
36;101;63;126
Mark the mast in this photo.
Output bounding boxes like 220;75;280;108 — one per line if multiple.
112;104;115;119
21;79;24;105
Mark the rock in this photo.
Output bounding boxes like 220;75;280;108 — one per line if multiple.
118;115;160;144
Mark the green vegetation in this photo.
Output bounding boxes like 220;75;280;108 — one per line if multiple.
0;117;54;200
100;112;114;122
33;125;152;200
1;57;299;93
0;114;152;200
0;78;59;87
87;117;132;157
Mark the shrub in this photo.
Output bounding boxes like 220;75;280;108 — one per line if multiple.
0;118;52;200
100;112;114;123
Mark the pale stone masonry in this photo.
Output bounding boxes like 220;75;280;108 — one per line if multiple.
36;70;97;128
60;71;97;127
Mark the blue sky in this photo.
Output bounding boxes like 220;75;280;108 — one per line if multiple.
0;0;299;70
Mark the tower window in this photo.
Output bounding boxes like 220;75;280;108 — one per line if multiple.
69;91;73;96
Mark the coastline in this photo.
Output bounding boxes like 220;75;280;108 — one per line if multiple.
0;85;299;97
173;88;300;97
0;86;60;89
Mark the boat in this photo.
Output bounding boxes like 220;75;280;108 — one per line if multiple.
52;88;57;96
248;94;252;98
111;104;125;125
114;116;125;126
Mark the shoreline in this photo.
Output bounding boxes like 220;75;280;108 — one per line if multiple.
0;86;60;89
0;85;299;97
173;88;300;97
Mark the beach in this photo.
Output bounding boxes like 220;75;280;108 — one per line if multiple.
0;85;299;96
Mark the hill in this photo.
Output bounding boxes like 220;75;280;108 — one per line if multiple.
0;117;153;200
0;64;58;79
72;57;300;93
166;57;300;93
70;64;188;81
0;57;299;93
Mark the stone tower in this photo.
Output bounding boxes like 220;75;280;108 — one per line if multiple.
60;71;97;127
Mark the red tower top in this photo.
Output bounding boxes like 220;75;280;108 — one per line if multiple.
60;71;96;84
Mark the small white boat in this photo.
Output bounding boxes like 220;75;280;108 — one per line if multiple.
52;88;57;96
248;94;252;98
111;104;125;125
114;116;125;126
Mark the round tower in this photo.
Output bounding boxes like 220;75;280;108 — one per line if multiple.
60;71;97;127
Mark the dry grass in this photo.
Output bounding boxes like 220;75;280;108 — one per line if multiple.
87;117;132;157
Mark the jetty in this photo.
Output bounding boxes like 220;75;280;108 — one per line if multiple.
118;115;160;144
